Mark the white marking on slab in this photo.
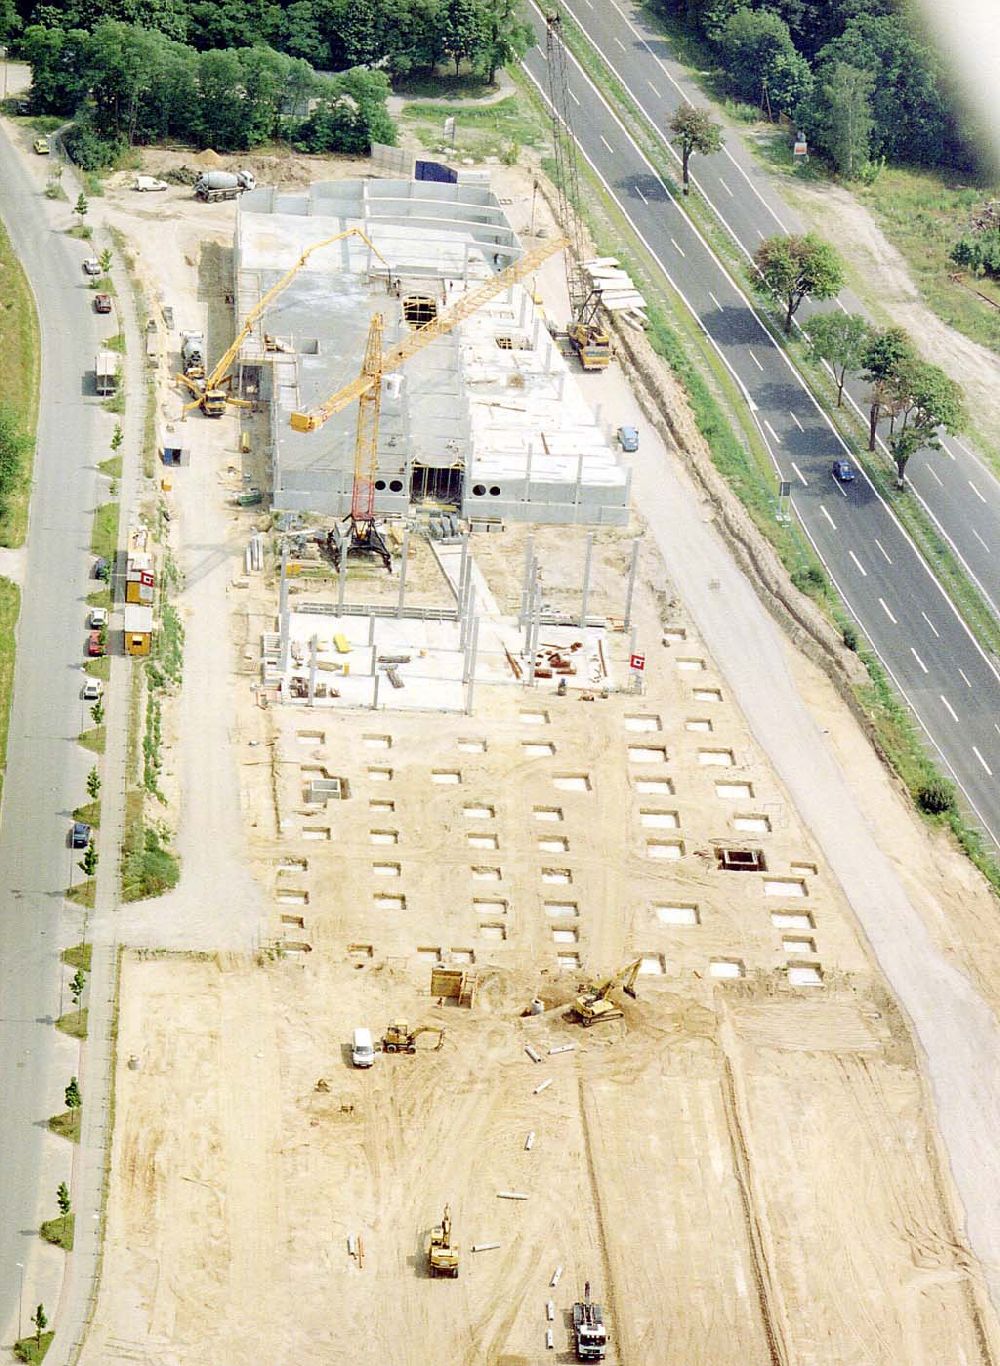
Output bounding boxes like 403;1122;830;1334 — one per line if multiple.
972;527;990;552
874;538;892;564
634;183;648;204
718;176;734;196
789;411;803;431
848;550;867;576
921;611;940;638
568;87;580;105
820;505;837;530
973;746;993;777
600;134;614;154
910;647;929;674
791;462;808;486
879;598;897;624
647;79;662;97
614;35;627;50
940;695;959;723
969;480;987;504
671;237;685;257
959;668;972;687
708;291;722;309
926;465;943;487
764;419;781;444
748;349;763;371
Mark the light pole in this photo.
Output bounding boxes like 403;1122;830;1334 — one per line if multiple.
15;1261;24;1340
0;46;7;105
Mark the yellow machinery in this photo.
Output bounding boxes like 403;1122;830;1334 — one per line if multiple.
177;226;390;417
545;12;611;370
289;236;565;568
427;1204;459;1278
381;1021;445;1054
571;958;642;1027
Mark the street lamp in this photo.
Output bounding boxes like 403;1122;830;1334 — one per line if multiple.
15;1261;24;1340
0;47;7;105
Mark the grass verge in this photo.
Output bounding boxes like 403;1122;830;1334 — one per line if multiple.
65;879;95;908
13;1332;55;1363
0;212;40;548
399;94;547;160
73;799;101;826
40;1213;75;1251
62;943;93;972
56;1008;88;1039
48;1110;81;1143
90;502;119;562
0;579;19;802
79;726;106;754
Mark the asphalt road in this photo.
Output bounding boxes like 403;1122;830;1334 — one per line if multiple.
0;130;109;1340
547;0;1000;621
522;4;1000;846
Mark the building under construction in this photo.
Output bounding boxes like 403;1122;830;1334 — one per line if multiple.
233;179;630;527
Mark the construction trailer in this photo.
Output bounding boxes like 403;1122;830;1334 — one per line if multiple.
95;350;119;397
123;603;153;656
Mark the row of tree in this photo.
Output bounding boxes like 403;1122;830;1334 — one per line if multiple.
20;20;396;163
650;0;973;176
4;0;532;84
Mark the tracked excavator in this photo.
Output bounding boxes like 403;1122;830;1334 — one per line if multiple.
570;958;642;1027
381;1022;445;1054
427;1204;459;1278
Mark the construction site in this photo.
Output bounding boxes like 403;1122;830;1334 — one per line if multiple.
65;17;1000;1366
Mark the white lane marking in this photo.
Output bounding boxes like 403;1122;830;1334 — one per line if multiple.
995;722;1000;737
670;237;685;257
634;183;648;205
708;291;722;309
848;550;867;577
959;668;972;687
613;34;626;50
940;694;959;723
832;476;848;498
791;462;808;486
879;598;897;624
789;411;803;431
910;647;929;674
921;611;940;638
874;538;892;565
820;505;837;530
581;0;593;6
568;87;580;105
972;527;990;553
973;746;994;777
718;177;734;197
926;465;943;488
969;479;987;503
756;228;765;239
537;45;547;60
647;79;661;97
763;419;781;444
748;349;763;371
600;134;614;154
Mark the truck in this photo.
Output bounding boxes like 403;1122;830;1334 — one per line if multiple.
95;350;119;398
180;331;205;379
572;1283;607;1361
194;169;256;202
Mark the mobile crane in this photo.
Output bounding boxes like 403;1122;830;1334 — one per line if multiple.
289;236;565;570
176;226;391;417
571;958;642;1027
545;11;611;370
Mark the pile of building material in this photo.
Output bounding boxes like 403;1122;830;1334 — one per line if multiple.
581;257;647;326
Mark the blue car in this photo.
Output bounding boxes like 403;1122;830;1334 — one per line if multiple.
617;425;639;452
832;459;856;483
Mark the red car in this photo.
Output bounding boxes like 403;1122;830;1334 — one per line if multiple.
94;293;112;314
87;630;105;657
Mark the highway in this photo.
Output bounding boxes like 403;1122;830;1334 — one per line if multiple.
0;126;110;1340
546;0;1000;622
522;3;1000;846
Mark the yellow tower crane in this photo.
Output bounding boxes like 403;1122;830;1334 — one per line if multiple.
289;236;566;569
177;226;391;417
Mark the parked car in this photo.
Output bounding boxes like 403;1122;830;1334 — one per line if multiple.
87;630;105;658
133;175;168;192
89;607;109;629
832;459;856;483
71;821;91;849
82;678;103;702
93;556;110;581
617;425;639;453
94;293;112;314
83;258;101;277
33;136;50;154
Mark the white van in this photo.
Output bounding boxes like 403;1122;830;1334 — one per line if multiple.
351;1027;375;1068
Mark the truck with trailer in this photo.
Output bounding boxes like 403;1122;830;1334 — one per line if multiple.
194;169;256;202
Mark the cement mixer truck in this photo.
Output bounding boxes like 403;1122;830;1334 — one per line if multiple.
194;169;256;202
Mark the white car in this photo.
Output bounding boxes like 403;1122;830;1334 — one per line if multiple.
134;175;168;193
82;258;101;277
82;678;103;702
89;607;109;629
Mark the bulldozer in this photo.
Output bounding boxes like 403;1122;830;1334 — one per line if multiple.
570;958;643;1027
427;1204;459;1278
381;1021;444;1054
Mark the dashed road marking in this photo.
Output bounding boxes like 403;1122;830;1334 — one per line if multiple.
879;598;897;624
789;411;803;431
718;177;734;197
820;505;837;530
973;746;993;777
969;480;987;504
972;527;990;553
613;34;626;50
910;646;929;674
791;462;807;486
959;668;972;687
748;349;763;371
634;184;648;204
568;87;580;104
708;291;722;309
848;550;867;576
763;419;781;444
670;237;685;257
921;611;940;638
600;134;614;154
926;465;943;487
647;79;661;97
940;695;959;723
874;538;892;565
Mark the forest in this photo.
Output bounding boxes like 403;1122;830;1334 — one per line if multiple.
650;0;978;175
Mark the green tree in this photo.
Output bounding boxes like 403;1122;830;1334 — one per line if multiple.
883;358;965;488
86;765;101;799
57;1181;72;1216
65;1077;82;1110
79;841;98;877
753;232;845;333
31;1303;47;1348
111;422;124;451
807;310;869;405
810;60;874;177
479;0;532;83
716;7;811;116
70;969;86;1007
99;247;113;273
861;325;916;450
73;191;89;220
0;403;31;516
668;102;724;195
441;0;488;76
90;698;105;726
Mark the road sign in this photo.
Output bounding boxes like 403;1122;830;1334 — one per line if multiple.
793;139;808;158
778;480;791;497
629;653;645;672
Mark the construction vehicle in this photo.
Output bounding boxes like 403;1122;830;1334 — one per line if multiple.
381;1021;444;1054
544;12;611;370
571;957;642;1027
427;1205;459;1278
176;226;390;418
289;235;565;570
180;331;205;379
572;1282;607;1360
194;169;256;202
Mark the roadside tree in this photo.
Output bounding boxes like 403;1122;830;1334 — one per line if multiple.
668;102;724;195
717;8;812;117
883;358;965;488
807;310;869;406
64;1077;82;1110
70;969;86;1007
861;325;916;450
810;60;874;178
31;1304;47;1349
57;1182;72;1216
753;232;845;333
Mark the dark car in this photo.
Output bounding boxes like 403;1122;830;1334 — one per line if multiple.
832;459;856;483
87;630;105;658
93;557;110;580
94;293;112;314
617;425;639;453
71;821;91;849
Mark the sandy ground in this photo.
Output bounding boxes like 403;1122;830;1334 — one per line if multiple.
68;150;1000;1364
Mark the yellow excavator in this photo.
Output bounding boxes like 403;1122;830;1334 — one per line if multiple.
381;1021;445;1055
427;1204;459;1278
571;958;643;1027
177;226;391;417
